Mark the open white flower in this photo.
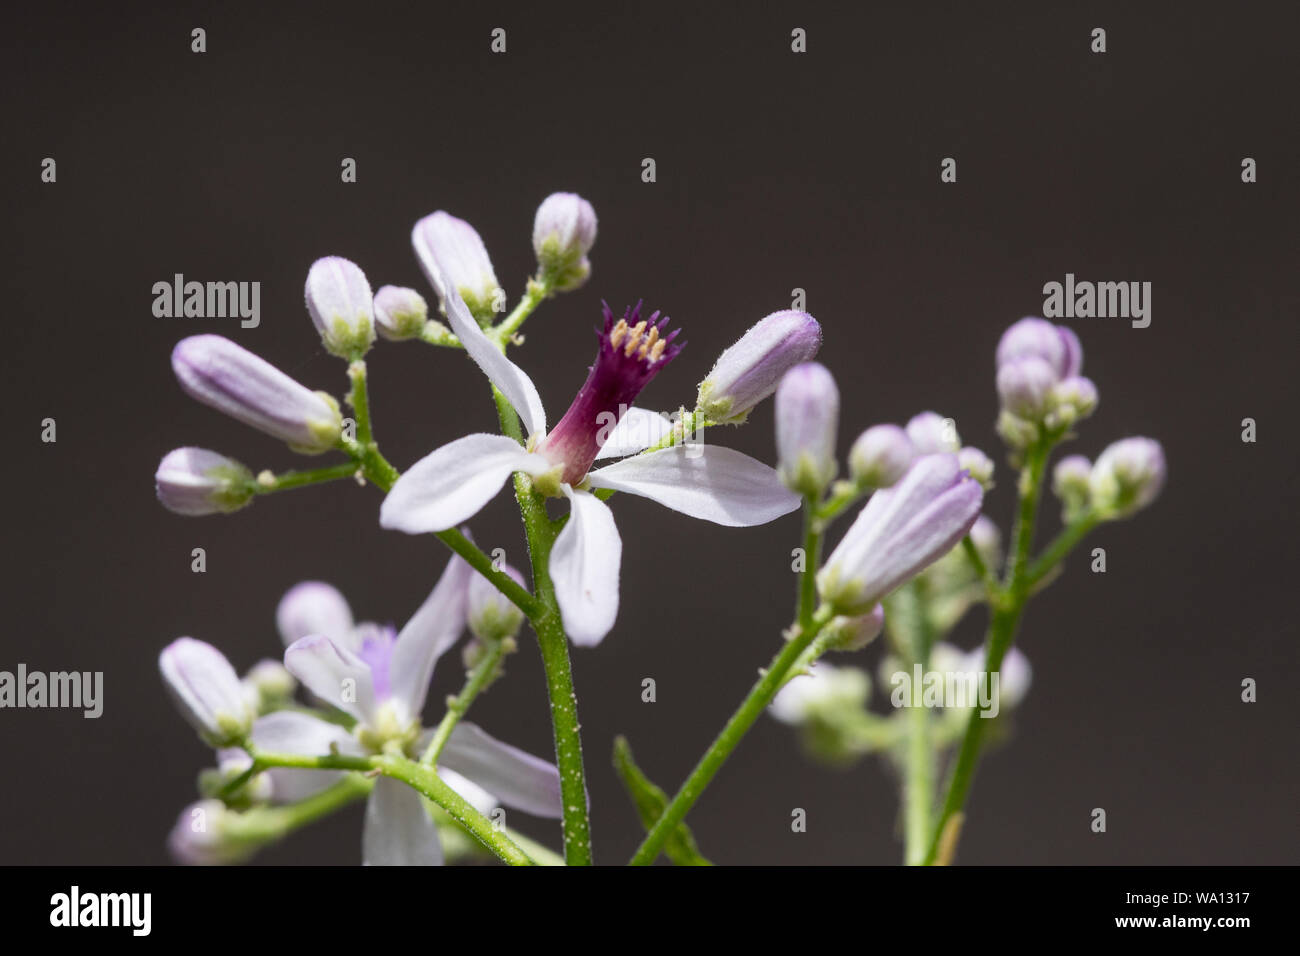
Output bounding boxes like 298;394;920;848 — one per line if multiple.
266;555;562;866
380;288;801;646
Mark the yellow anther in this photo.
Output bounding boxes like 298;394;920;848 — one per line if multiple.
623;321;647;357
610;319;629;349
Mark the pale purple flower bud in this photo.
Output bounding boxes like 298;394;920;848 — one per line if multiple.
824;604;885;652
411;211;503;322
304;256;375;357
159;638;253;745
168;800;252;865
372;285;429;341
172;335;343;454
696;310;822;423
769;663;870;725
962;647;1032;710
775;362;839;497
817;454;983;614
1045;375;1099;429
996;357;1057;419
276;581;354;647
957;446;994;489
849;424;915;488
155;447;255;516
905;412;960;454
1089;437;1166;518
533;192;597;291
468;564;527;641
996;316;1082;380
1052;454;1093;515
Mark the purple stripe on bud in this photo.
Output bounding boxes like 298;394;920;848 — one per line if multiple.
373;285;429;341
155;447;255;516
849;424;915;488
697;310;822;423
533;192;597;291
172;335;343;453
304;256;375;357
775;362;839;497
159;637;252;745
411;211;502;321
817;454;983;614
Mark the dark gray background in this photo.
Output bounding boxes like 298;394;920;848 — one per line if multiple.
3;2;1296;865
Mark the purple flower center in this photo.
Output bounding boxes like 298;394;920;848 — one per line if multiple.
353;623;397;702
536;302;683;484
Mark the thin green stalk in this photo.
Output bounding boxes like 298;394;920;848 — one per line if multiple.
376;753;536;866
797;499;821;627
900;581;936;866
922;439;1050;865
491;277;552;345
255;462;359;494
960;534;999;598
421;637;511;766
221;775;373;851
1027;511;1100;589
630;603;836;865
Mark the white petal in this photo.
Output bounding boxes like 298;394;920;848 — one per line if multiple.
380;433;549;534
588;445;801;527
388;552;473;717
443;286;546;439
593;406;675;459
549;488;621;647
438;767;498;816
440;722;564;819
363;776;444;866
158;638;251;741
283;635;376;724
249;710;363;803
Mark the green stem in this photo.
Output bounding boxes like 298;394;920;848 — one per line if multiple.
256;461;359;494
960;534;999;598
797;499;821;627
814;479;870;528
376;753;536;866
421;637;511;766
222;775;373;852
490;277;552;345
922;438;1051;865
1026;511;1100;589
492;380;593;866
900;581;936;866
629;604;836;865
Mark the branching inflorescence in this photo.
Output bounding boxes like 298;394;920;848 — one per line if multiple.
154;193;1166;866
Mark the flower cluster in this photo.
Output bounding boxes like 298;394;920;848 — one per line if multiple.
152;187;1166;867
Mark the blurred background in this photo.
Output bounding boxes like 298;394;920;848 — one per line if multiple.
3;1;1296;864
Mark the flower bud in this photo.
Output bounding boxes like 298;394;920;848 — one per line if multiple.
775;362;839;498
159;638;253;746
275;581;354;647
241;659;296;713
961;647;1032;711
769;663;870;725
1045;375;1099;429
1089;437;1166;518
696;310;822;423
373;285;429;341
823;604;885;652
996;357;1057;420
1052;454;1092;517
996;317;1082;380
304;256;375;357
167;800;253;865
818;454;983;614
155;447;255;516
905;412;960;454
957;446;994;489
200;750;272;805
996;409;1037;450
411;211;503;323
848;424;915;488
468;564;527;641
172;336;343;454
532;192;597;291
